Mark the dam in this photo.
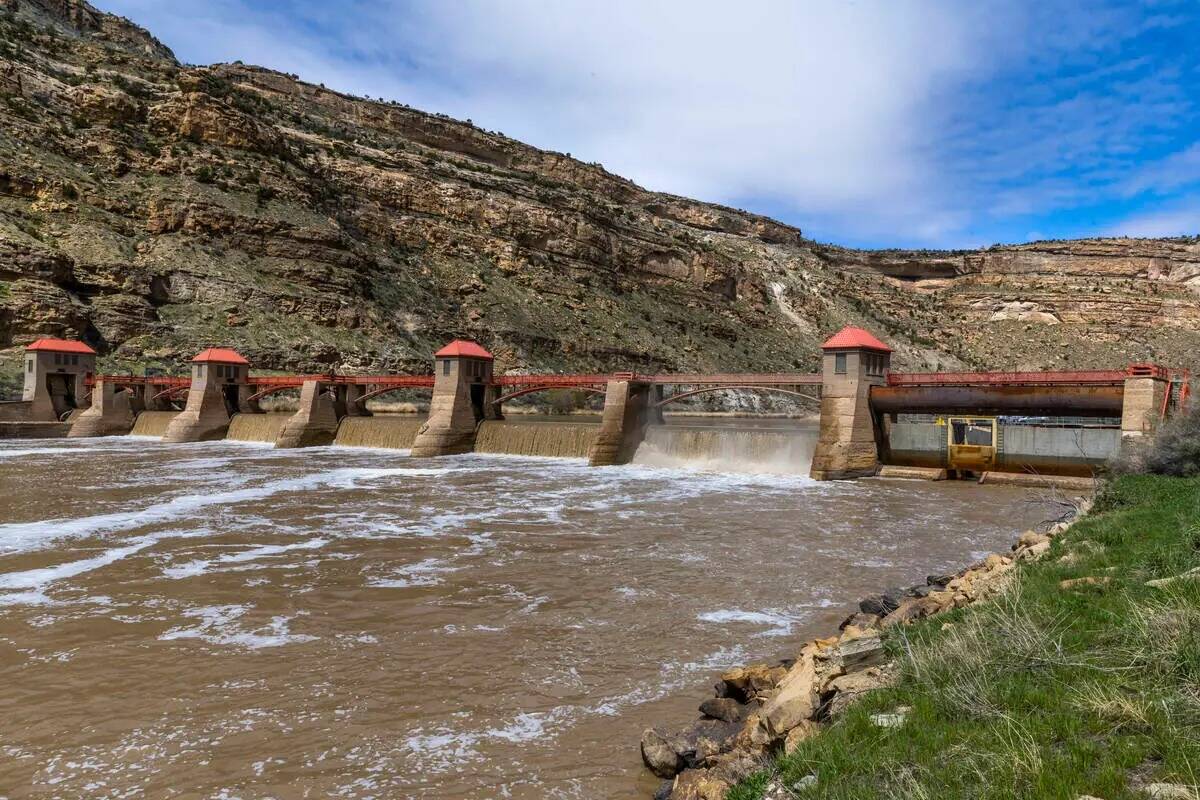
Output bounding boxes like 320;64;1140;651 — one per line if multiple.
2;330;1190;484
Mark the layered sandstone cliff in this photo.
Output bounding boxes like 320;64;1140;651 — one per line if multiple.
1;0;1197;390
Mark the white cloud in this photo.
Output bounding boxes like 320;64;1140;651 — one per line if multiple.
98;0;1012;243
1107;204;1200;238
93;1;1200;247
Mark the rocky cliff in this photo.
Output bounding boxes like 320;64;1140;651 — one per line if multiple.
2;0;1198;387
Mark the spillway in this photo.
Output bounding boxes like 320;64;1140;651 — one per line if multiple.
334;416;424;450
632;424;816;474
474;420;597;458
129;410;178;437
226;413;291;443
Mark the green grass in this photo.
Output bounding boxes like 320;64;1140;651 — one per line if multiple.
731;475;1200;800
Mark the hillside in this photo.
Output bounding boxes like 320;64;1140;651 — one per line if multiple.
2;0;1199;385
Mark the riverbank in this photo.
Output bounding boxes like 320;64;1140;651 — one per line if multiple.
644;474;1200;800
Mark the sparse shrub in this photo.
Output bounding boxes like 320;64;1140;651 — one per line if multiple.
1142;400;1200;477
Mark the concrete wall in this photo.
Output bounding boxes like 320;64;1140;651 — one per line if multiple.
0;420;70;438
886;420;1119;476
998;425;1119;474
0;400;35;422
887;422;945;468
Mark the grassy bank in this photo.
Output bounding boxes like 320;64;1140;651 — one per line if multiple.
732;474;1200;800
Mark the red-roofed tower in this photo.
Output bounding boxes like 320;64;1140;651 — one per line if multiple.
22;337;97;421
810;326;892;480
163;347;251;442
411;340;495;457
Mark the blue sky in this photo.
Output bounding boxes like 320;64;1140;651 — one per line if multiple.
97;0;1200;249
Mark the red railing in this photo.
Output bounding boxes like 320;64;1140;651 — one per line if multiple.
327;375;435;387
887;370;1129;387
248;374;330;386
88;374;191;387
248;374;436;387
642;373;821;386
492;374;614;387
492;372;821;386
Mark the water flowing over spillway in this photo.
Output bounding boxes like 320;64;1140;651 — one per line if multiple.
0;435;1051;799
130;410;178;437
334;416;424;449
475;419;597;458
633;421;817;474
226;412;291;443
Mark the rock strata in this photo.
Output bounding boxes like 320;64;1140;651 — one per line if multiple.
641;518;1077;798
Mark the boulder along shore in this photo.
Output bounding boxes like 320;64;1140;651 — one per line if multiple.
640;513;1078;800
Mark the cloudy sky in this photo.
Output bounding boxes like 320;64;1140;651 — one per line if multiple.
97;0;1200;249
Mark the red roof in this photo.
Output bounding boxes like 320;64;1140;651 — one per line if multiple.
192;347;249;364
821;326;892;352
25;338;97;355
435;340;493;360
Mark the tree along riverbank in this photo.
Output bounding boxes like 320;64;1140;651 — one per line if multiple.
641;473;1200;800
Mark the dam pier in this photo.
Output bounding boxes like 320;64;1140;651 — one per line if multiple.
0;328;1190;483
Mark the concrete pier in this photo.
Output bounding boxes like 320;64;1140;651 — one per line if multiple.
275;380;340;448
163;348;250;443
411;341;494;458
1120;366;1169;441
339;384;372;417
588;378;653;466
810;327;891;480
68;380;135;437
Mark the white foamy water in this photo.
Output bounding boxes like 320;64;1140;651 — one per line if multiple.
0;464;451;555
159;605;317;649
0;434;1050;799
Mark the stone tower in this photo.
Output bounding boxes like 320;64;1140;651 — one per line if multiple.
22;338;97;421
810;326;892;480
410;340;494;457
162;348;250;443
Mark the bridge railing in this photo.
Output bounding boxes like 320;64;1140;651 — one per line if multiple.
245;374;437;387
887;369;1129;387
492;374;614;387
248;374;332;386
642;373;821;386
87;374;191;387
492;372;822;386
329;375;435;387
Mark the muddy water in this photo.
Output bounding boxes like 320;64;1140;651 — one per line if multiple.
0;433;1049;799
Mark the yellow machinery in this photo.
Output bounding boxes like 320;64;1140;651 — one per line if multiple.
944;415;998;473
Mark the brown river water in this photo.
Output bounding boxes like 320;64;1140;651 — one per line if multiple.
0;416;1049;799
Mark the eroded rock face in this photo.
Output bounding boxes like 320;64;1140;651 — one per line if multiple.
2;1;1199;381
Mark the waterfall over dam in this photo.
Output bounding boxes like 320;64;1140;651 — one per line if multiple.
632;422;818;474
475;420;597;458
125;411;817;473
130;410;178;437
226;413;291;443
334;416;425;450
